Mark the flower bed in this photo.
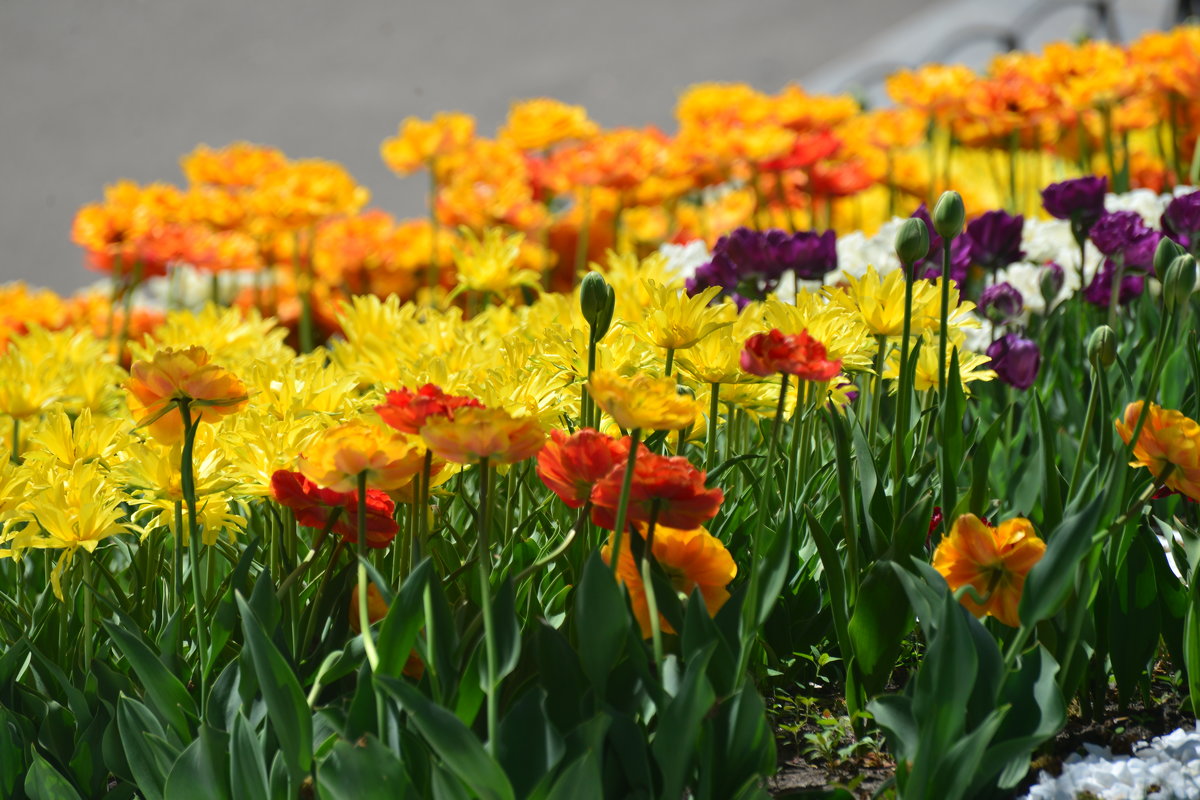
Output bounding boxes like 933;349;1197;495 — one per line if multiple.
1;25;1200;800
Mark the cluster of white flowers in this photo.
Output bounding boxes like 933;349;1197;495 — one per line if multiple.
1024;727;1200;800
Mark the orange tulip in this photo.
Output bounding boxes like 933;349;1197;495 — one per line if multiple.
419;407;546;465
932;514;1046;627
126;346;247;443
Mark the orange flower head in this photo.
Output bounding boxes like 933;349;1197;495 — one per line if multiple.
586;370;700;432
419;406;546;465
591;451;723;531
741;329;842;381
381;112;476;175
298;421;424;492
498;98;598;151
536;428;628;508
932;514;1046;627
603;524;737;637
126;346;248;443
1116;401;1200;501
181;142;288;189
376;384;485;435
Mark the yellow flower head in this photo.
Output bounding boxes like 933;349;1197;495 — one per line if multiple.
181;142;288;188
299;420;424;492
127;346;249;443
628;281;734;352
453;228;542;295
932;514;1045;627
603;524;736;637
1116;402;1200;501
825;266;941;338
498;98;598;151
420;406;546;465
587;370;700;431
882;333;995;394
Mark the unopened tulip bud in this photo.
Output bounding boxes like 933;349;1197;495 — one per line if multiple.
1154;237;1186;277
1087;325;1117;369
591;284;616;342
932;191;965;240
1163;254;1197;312
894;218;931;267
579;271;609;326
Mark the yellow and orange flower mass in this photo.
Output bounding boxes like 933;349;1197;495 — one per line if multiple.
126;346;248;443
932;514;1046;627
298;420;425;492
381;112;476;175
603;523;736;637
419;406;546;465
587;370;700;432
498;98;598;151
1116;401;1200;501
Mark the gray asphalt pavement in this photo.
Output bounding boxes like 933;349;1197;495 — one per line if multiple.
0;0;1172;292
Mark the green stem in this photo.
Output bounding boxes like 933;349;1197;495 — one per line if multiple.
663;347;675;377
937;240;952;398
9;417;18;464
296;230;314;353
178;400;209;703
356;472;380;671
476;457;499;755
116;259;143;360
892;264;916;515
82;553;94;669
705;383;720;472
427;163;441;292
574;188;592;275
869;334;887;443
1067;370;1102;500
608;430;643;576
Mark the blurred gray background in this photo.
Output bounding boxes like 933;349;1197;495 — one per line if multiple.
0;0;1177;292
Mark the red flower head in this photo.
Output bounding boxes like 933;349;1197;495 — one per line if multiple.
740;328;842;381
376;384;484;435
536;428;629;508
270;469;399;549
591;452;723;531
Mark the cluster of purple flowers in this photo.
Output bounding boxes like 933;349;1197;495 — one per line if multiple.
1162;190;1200;253
686;227;837;307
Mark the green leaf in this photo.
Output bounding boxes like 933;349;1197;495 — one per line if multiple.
496;689;565;798
377;558;431;679
1019;496;1104;628
162;724;231;800
489;577;521;687
376;676;515;800
228;713;270;800
116;695;176;800
235;593;313;783
1108;526;1161;704
848;560;913;697
102;620;195;740
544;751;603;800
317;734;414;800
574;552;628;697
1034;393;1063;532
651;643;716;800
25;750;81;800
968;414;1004;516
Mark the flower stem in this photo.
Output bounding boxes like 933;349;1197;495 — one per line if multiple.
1068;369;1102;500
574;187;592;275
892;264;916;515
296;230;314;353
937;241;952;398
178;399;209;703
476;457;499;755
9;417;18;464
706;382;721;472
356;471;379;671
608;429;643;576
427;164;441;293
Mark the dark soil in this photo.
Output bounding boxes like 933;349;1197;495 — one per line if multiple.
768;663;1195;799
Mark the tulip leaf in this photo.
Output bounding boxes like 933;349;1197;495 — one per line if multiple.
1034;393;1063;532
848;560;913;698
377;558;430;679
102;621;194;740
317;733;414;800
1108;525;1160;705
575;551;628;696
235;593;312;783
651;643;716;800
1018;495;1103;629
228;712;270;800
24;751;81;800
375;675;515;800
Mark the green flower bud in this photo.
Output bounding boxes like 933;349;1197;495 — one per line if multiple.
1154;237;1186;277
932;191;965;240
1087;325;1117;369
591;283;616;343
894;218;931;266
579;272;610;326
1163;254;1197;313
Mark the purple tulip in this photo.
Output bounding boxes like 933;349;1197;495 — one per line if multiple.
687;227;837;305
986;333;1041;390
1082;258;1146;308
909;204;972;283
979;282;1024;322
1162;190;1200;251
1041;176;1108;228
1089;211;1162;273
966;210;1024;271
